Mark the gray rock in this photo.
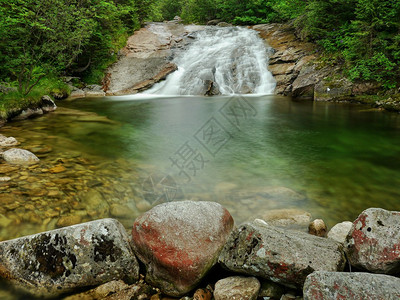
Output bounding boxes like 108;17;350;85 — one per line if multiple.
219;219;346;288
63;279;158;300
2;148;39;165
303;271;400;300
258;280;284;299
214;276;260;300
41;95;57;112
217;22;233;27
0;218;139;298
327;221;352;244
0;134;18;147
12;108;43;120
260;208;312;231
132;200;234;297
345;208;400;274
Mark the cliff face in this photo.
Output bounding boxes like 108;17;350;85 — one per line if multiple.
104;22;204;96
252;23;381;103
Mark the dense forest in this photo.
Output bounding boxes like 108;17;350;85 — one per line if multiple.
0;0;399;115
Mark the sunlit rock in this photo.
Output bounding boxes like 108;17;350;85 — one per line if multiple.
219;219;346;288
345;208;400;274
131;200;234;296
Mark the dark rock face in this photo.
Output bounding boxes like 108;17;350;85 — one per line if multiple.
253;23;380;102
0;219;139;298
219;220;346;288
345;208;400;274
131;201;234;297
303;271;400;300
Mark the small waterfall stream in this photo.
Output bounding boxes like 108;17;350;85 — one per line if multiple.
146;26;276;95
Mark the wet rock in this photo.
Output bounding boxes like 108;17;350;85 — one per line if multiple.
56;215;82;228
70;89;85;98
303;271;400;300
217;22;232;27
219;219;346;288
207;19;221;26
0;177;11;182
49;164;67;173
260;208;312;231
84;85;105;97
314;78;352;102
41;95;57;112
132;201;234;296
12;108;44;120
2;148;39;165
327;221;352;244
258;280;284;299
0;134;18;147
0;218;139;298
193;287;212;300
214;276;260;300
345;208;400;274
63;279;159;300
308;219;327;237
0;164;19;173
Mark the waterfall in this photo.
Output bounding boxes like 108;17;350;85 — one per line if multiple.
146;26;276;96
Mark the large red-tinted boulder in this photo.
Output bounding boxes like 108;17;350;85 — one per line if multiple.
131;201;234;297
303;271;400;300
219;219;346;288
345;208;400;274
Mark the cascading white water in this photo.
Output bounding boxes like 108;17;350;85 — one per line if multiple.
146;26;276;95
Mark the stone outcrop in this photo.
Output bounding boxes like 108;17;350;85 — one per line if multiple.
253;23;381;102
303;271;400;300
213;276;260;300
345;208;400;274
0;219;139;298
219;219;346;288
104;23;204;96
131;201;234;297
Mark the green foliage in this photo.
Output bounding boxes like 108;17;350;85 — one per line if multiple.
298;0;400;88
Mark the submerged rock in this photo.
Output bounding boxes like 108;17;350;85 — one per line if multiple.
214;276;260;300
0;218;139;298
303;271;400;300
219;219;346;288
131;201;234;297
260;208;312;231
345;208;400;274
2;148;39;165
0;134;18;147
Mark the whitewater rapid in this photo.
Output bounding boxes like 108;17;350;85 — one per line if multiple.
146;26;276;95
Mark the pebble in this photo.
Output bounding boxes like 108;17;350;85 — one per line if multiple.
308;219;327;237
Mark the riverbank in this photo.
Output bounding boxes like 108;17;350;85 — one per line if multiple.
0;200;399;299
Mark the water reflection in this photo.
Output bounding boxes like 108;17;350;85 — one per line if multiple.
1;95;400;244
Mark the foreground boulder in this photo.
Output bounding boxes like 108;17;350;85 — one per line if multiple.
214;276;260;300
345;208;400;274
131;201;234;297
303;271;400;299
2;148;39;165
0;219;139;298
219;219;346;288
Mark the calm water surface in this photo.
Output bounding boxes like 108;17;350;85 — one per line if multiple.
3;94;400;234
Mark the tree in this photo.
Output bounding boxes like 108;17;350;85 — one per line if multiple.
0;0;96;95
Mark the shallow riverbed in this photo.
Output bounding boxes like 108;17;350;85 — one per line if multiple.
1;94;400;242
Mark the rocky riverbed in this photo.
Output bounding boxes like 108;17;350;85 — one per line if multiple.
0;201;400;300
